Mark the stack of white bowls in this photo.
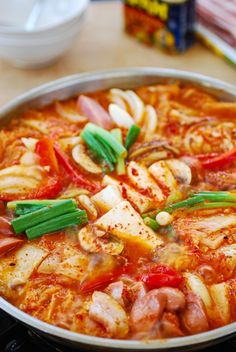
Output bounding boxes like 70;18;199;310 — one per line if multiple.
0;0;89;68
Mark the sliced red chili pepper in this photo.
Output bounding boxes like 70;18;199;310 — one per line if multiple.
54;145;99;193
80;270;121;293
35;138;59;174
80;262;133;293
0;237;24;256
195;153;219;161
201;148;236;170
137;264;183;289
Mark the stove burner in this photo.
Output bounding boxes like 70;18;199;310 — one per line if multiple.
0;309;235;352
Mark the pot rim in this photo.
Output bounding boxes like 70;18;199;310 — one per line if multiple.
0;67;235;350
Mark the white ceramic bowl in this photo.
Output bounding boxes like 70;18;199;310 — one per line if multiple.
0;0;89;68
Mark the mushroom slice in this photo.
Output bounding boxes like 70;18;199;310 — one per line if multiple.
89;291;129;338
129;140;179;161
166;159;192;185
72;144;102;174
59;187;90;199
78;225;124;255
108;103;134;129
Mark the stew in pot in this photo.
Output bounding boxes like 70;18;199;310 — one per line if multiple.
0;82;235;340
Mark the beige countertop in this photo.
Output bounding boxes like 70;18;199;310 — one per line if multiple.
0;1;235;106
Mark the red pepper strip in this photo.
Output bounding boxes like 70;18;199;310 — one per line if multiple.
136;264;183;290
195;153;219;161
80;262;134;293
35;138;59;174
0;237;23;256
54;145;98;193
201;148;236;170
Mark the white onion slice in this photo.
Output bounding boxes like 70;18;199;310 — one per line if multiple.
109;104;134;129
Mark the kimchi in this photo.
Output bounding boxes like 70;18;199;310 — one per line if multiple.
0;82;235;340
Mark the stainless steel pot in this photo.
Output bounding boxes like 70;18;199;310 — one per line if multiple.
0;68;235;351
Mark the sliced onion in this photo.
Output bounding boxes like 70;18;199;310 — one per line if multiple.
109;104;134;129
126;90;144;123
0;176;39;191
0;165;44;181
143;105;158;136
21;137;38;152
23;120;48;134
110;89;144;123
55;101;87;123
20;151;39;166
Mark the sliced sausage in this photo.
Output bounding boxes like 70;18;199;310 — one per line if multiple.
0;237;23;256
89;291;128;338
0;217;14;236
181;292;209;334
158;287;186;312
158;312;184;338
130;289;166;332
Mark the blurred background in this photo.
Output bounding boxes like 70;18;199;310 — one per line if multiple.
0;0;235;107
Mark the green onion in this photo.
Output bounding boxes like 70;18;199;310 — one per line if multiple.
13;200;75;215
111;128;126;175
165;196;205;212
26;210;88;240
7;199;69;210
16;204;45;216
81;130;114;171
144;217;160;231
95;134;117;164
125;124;141;150
187;202;236;211
11;200;77;234
84;123;127;158
191;191;236;202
